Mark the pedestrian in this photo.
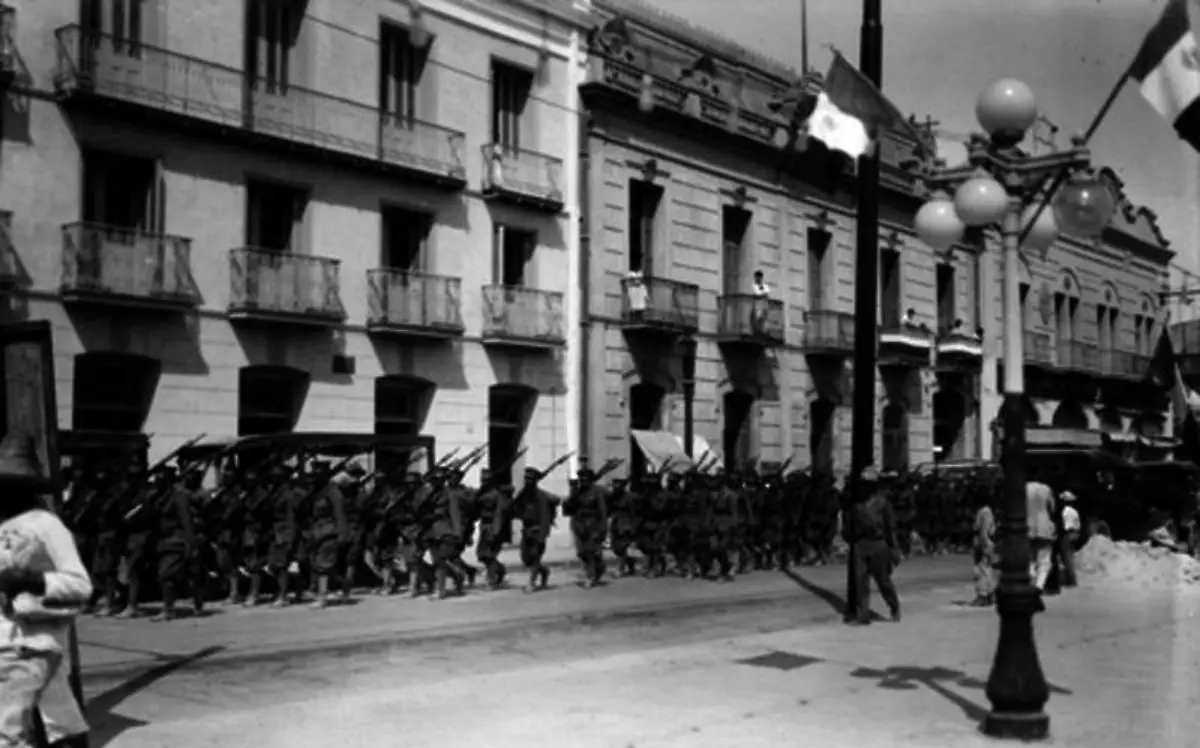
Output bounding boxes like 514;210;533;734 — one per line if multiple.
971;497;997;607
1026;481;1056;592
1057;490;1080;588
0;433;92;748
848;466;901;625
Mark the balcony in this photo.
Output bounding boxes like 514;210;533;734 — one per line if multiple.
878;322;933;367
60;223;201;310
53;26;468;188
1024;330;1053;368
1102;349;1152;380
935;330;983;371
480;285;565;349
716;294;784;347
228;248;345;326
0;6;16;86
1056;340;1101;374
480;145;565;212
366;269;464;339
801;310;855;355
620;275;700;336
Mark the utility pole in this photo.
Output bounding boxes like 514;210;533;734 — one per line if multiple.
846;0;883;622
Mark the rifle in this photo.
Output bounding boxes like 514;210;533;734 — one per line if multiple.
687;449;713;475
484;446;528;487
435;447;462;469
534;451;575;481
594;457;625;483
146;434;208;476
450;444;488;472
774;456;795;479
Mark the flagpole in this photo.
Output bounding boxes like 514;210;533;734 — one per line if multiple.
1017;69;1130;245
801;0;809;73
846;0;883;624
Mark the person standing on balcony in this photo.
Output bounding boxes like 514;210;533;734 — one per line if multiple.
751;270;770;335
625;270;648;322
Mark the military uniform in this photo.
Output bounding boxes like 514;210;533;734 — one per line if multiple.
513;467;553;592
474;469;511;589
565;469;608;587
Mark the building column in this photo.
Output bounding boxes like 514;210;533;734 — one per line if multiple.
564;28;585;472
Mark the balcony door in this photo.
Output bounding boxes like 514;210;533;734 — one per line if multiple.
880;248;901;329
807;229;829;311
721;207;751;296
488;384;535;486
246;179;306;252
936;262;956;333
379;23;427;126
244;0;304;94
381;206;430;271
80;150;161;294
492;224;535;288
237;365;309;436
83;149;159;232
81;0;146;59
491;62;533;153
628;179;663;275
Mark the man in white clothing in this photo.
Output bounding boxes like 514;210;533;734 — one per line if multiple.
1026;481;1057;591
1057;490;1080;588
0;433;92;748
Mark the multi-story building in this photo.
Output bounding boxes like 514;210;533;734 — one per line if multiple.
0;0;589;493
576;0;1174;477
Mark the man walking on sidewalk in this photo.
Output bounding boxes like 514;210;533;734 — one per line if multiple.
848;467;901;625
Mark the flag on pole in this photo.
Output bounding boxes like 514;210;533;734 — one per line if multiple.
1129;0;1200;151
1147;325;1200;424
812;51;932;155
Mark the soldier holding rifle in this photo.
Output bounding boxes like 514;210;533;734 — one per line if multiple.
564;465;609;588
473;446;525;590
512;452;573;592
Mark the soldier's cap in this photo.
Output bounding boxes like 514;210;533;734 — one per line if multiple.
524;467;541;480
344;461;367;478
858;466;882;484
578;468;595;479
1060;490;1077;503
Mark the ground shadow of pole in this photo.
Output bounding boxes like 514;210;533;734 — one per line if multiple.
83;646;225;748
849;665;1072;725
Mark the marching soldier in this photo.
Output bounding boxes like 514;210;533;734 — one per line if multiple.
564;467;608;587
117;462;156;619
212;463;246;605
710;472;743;581
427;468;471;599
403;470;432;598
608;478;639;577
241;463;276;606
338;461;371;602
637;476;671;577
474;468;511;589
307;461;350;609
268;463;307;607
371;471;406;595
848;467;902;625
154;466;198;621
513;467;554;592
449;468;481;586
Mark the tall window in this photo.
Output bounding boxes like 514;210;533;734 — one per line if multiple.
380;23;425;124
83;149;159;231
1096;304;1118;354
1055;293;1078;343
81;0;144;52
1135;314;1156;355
936;263;955;332
721;207;751;295
493;224;535;287
492;62;533;151
880;248;901;328
807;229;829;310
246;180;307;251
381;206;431;271
245;0;303;93
628;180;662;274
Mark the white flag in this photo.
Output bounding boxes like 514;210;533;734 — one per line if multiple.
805;92;872;159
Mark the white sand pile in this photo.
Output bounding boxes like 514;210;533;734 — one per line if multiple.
1075;534;1200;589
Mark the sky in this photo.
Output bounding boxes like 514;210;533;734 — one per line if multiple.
645;0;1200;283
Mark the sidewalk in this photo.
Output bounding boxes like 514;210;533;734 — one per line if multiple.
77;556;965;680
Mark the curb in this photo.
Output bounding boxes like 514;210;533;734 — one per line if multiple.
80;574;961;685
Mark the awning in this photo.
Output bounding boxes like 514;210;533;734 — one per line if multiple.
631;430;692;474
674;433;723;474
1025;427;1103;448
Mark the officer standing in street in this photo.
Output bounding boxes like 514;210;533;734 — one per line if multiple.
848;466;901;625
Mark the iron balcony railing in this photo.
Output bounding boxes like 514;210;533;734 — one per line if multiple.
54;26;467;183
228;247;344;322
879;322;935;345
802;310;855;351
481;285;565;345
480;144;564;206
620;275;700;332
1057;340;1100;371
61;222;200;305
367;269;464;334
717;294;784;343
1102;349;1152;379
1024;330;1053;365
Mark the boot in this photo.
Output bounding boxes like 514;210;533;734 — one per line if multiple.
538;564;550;590
524;570;539;593
434;566;448;600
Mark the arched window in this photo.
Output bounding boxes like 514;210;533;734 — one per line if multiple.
237;365;309;436
809;399;835;473
881;401;908;472
488;384;537;485
72;352;161;432
374;375;434;436
722;391;754;470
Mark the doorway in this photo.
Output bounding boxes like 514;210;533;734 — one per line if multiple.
809;398;835;473
933;389;965;462
488;384;534;485
237;365;309;436
722;207;751;296
722;390;754;470
881;401;908;471
629;382;665;480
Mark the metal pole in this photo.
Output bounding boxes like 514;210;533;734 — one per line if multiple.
846;0;882;621
983;193;1051;740
684;383;695;459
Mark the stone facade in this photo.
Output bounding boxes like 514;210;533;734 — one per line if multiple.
577;0;1173;477
0;0;588;496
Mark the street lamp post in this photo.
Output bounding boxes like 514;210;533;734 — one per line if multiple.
914;79;1116;741
680;337;698;459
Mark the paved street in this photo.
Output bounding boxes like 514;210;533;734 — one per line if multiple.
77;557;1200;747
